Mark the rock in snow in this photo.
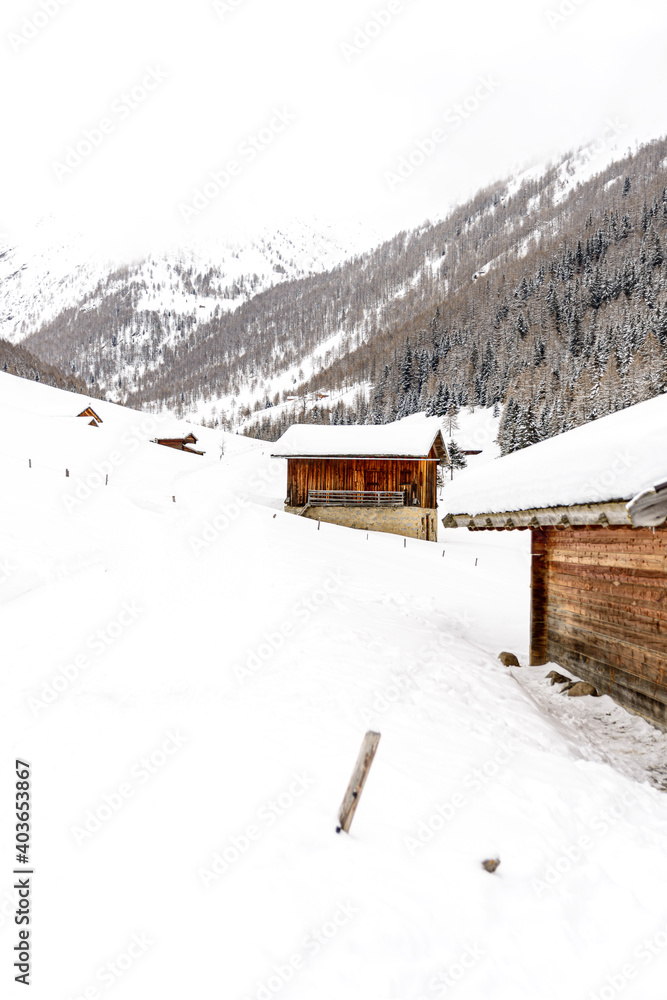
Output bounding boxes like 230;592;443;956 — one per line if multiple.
499;651;520;667
566;682;600;698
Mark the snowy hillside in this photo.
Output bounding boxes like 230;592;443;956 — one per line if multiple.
0;215;380;344
0;219;117;343
4;372;667;1000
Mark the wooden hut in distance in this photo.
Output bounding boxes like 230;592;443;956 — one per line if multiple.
155;432;205;456
272;419;449;541
77;406;103;427
442;393;667;728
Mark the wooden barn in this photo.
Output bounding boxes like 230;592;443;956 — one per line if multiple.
272;420;449;541
442;394;667;728
155;433;205;456
77;406;103;426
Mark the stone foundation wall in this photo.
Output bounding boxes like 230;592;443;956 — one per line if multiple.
285;505;438;541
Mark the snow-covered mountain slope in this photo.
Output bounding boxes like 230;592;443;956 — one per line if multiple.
18;134;665;439
0;219;117;343
4;372;667;999
0;215;380;343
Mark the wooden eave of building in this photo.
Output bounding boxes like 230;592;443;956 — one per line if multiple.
77;406;103;423
278;453;445;463
442;500;634;531
429;431;449;464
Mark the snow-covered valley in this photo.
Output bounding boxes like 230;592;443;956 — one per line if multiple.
3;372;667;1000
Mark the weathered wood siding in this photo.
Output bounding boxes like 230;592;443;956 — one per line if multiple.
530;529;549;666
537;525;667;726
286;455;438;509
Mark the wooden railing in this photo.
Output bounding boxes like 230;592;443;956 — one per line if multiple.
307;489;406;507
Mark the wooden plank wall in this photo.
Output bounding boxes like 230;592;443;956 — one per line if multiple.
542;525;667;726
530;529;549;666
286;458;437;508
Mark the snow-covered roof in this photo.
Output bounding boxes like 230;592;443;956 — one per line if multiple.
271;418;448;460
443;393;667;516
156;431;199;442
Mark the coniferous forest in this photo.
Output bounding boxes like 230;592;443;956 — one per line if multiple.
0;336;87;394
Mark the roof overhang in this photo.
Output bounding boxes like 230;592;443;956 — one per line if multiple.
430;430;449;465
77;407;103;423
442;500;634;531
272;453;444;462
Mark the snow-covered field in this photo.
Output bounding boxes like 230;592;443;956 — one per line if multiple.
3;372;667;1000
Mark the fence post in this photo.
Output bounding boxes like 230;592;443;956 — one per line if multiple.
336;731;381;834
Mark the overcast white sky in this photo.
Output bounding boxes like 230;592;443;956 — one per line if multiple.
2;0;666;254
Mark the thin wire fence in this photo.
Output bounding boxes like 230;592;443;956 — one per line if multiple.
0;447;179;508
